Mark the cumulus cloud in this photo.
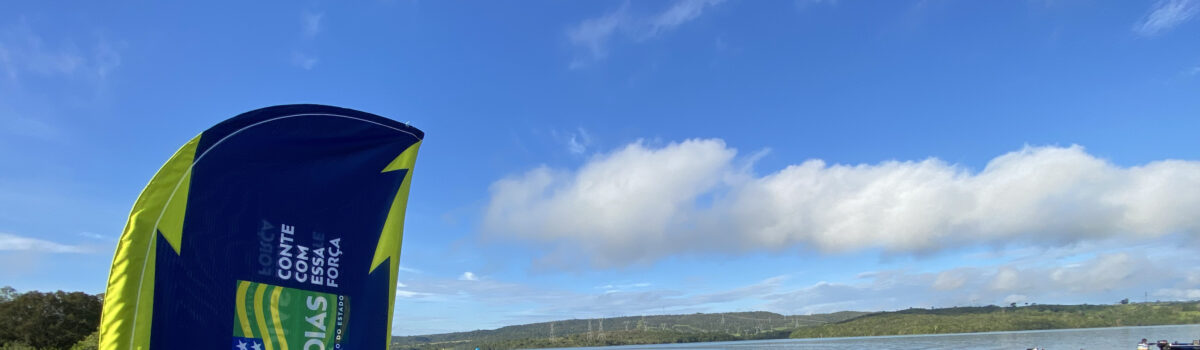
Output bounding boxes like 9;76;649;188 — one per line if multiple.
486;139;735;266
0;233;88;253
459;271;478;281
484;140;1200;267
567;0;725;68
1048;253;1142;293
990;267;1022;291
1134;0;1199;36
932;269;967;291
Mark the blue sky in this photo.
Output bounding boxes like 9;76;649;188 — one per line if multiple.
2;0;1200;336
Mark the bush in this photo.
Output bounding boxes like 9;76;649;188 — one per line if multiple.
69;331;98;350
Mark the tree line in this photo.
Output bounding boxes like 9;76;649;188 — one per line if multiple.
391;303;1200;350
0;287;100;350
391;311;869;350
789;302;1200;339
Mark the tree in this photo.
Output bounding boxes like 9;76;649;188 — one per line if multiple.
69;331;99;350
1120;298;1130;305
0;286;16;303
0;290;102;349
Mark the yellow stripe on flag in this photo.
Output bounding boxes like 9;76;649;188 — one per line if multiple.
254;284;275;350
270;286;288;350
236;281;254;337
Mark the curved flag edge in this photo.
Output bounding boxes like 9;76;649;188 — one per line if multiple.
100;134;201;350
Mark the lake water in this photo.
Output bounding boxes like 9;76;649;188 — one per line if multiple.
551;324;1200;350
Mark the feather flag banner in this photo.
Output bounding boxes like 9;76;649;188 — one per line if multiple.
100;104;423;350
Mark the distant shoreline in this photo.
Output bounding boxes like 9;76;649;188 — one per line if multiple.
392;302;1200;350
534;324;1200;350
789;303;1200;340
788;322;1200;342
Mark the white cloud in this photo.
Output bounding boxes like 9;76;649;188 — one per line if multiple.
597;282;652;292
292;11;323;70
0;233;88;253
395;290;420;298
567;6;627;68
1153;288;1200;300
990;267;1021;291
553;127;593;155
302;11;323;38
292;52;319;70
568;128;591;155
567;0;725;68
1048;253;1141;293
766;252;1189;315
932;269;967;291
0;19;121;82
485;139;735;266
485;140;1200;267
77;232;114;241
1134;0;1199;36
650;0;726;37
459;271;478;281
1003;294;1029;305
397;273;785;325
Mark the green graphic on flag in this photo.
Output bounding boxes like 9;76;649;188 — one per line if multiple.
232;280;349;350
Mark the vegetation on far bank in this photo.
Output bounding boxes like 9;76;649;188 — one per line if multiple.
391;311;866;350
394;302;1200;350
789;302;1200;339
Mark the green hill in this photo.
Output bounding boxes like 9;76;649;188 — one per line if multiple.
391;311;867;350
790;302;1200;339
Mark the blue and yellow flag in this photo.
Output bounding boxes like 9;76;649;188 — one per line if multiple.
100;104;423;349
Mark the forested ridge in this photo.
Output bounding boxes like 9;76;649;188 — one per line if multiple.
393;303;1200;350
390;311;866;350
789;302;1200;339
